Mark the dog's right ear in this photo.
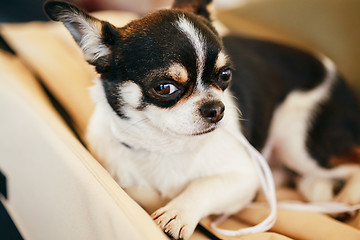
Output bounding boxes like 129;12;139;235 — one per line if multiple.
43;0;119;72
172;0;213;19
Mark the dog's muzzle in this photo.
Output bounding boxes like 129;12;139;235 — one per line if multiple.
200;101;225;124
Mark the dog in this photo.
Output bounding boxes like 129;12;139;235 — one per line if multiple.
44;0;360;239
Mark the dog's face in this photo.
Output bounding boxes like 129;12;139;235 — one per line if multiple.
44;0;232;137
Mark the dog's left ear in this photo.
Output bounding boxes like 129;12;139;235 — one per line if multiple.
43;0;119;72
172;0;213;19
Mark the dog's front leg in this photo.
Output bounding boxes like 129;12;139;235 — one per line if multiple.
151;172;258;240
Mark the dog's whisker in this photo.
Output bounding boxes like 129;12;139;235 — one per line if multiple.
226;107;245;122
116;117;150;135
227;105;243;116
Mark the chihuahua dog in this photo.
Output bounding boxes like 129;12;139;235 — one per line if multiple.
44;0;360;239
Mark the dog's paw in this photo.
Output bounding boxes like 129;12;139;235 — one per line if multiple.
297;175;334;202
151;206;197;240
335;171;360;205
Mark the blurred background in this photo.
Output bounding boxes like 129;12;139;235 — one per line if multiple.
0;0;168;22
0;0;248;22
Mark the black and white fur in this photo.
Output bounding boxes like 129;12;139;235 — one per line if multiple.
44;0;360;239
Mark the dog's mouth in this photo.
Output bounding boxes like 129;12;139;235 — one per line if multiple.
190;126;217;136
165;125;217;137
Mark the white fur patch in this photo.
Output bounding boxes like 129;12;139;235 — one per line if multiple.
175;17;206;85
119;81;143;108
59;13;110;62
79;21;110;62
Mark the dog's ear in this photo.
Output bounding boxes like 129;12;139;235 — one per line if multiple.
43;0;119;72
172;0;213;19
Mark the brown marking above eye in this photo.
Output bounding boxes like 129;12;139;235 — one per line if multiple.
168;63;188;83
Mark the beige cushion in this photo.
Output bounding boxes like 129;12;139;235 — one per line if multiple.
0;40;167;240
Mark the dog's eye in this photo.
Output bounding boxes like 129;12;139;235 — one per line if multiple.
219;68;232;82
154;83;179;95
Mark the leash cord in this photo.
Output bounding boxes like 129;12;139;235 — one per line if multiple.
210;128;277;236
211;128;360;237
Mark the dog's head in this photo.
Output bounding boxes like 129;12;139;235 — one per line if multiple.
44;0;233;138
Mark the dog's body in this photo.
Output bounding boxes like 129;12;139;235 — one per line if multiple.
225;36;360;203
44;0;360;239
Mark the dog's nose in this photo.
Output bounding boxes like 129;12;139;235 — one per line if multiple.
200;101;225;124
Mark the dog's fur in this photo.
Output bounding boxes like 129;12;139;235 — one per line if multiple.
44;0;360;239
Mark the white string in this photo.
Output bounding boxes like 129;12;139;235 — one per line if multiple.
210;127;360;237
250;201;360;214
210;128;277;236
